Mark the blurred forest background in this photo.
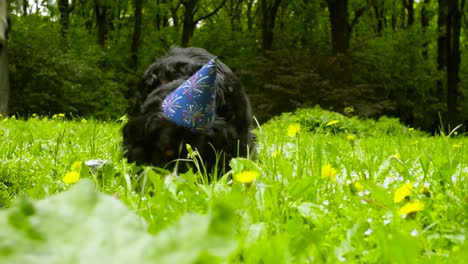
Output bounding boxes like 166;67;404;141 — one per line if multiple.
0;0;467;132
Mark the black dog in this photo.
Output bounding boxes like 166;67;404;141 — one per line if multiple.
123;47;255;176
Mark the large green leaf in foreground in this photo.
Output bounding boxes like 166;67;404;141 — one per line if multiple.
0;180;237;264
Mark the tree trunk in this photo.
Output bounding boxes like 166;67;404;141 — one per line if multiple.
246;0;255;31
95;0;108;47
421;0;430;59
446;0;465;128
58;0;70;46
260;0;282;52
181;0;196;47
155;0;163;30
0;0;9;117
372;2;384;34
327;0;350;55
170;2;180;28
403;0;414;27
437;0;447;99
226;0;243;32
22;0;28;16
181;0;226;47
130;0;143;70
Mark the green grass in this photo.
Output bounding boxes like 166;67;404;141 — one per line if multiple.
0;108;467;263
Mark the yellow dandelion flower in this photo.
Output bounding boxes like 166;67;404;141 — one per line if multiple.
287;123;301;137
70;161;82;172
452;143;462;149
234;170;259;183
398;201;424;216
346;134;356;142
408;128;414;132
63;171;80;184
271;151;281;158
392;152;401;160
326;120;339;126
321;164;337;181
81;118;88;124
353;181;364;191
52;114;58;119
58;113;65;118
394;182;413;203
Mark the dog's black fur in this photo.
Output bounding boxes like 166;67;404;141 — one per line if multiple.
123;47;255;175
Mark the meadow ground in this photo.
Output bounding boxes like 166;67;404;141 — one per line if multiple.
0;108;467;263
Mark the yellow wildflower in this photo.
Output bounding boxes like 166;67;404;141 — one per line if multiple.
346;134;356;142
326;120;339;126
398;201;424;216
52;114;58;119
408;128;414;132
321;164;337;181
453;143;462;149
287;123;301;137
271;151;281;158
234;170;259;183
70;161;82;172
394;182;413;203
392;152;401;160
81;118;88;124
58;113;65;118
63;171;80;184
353;181;364;192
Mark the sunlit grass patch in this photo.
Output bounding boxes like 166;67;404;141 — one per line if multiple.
1;108;467;263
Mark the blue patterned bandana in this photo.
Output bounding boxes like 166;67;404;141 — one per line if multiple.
162;57;217;132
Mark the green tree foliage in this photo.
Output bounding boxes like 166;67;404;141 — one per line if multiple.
8;15;131;118
3;0;468;131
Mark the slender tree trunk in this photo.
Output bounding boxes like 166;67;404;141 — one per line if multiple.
227;0;243;32
327;0;350;55
156;0;162;30
58;0;70;46
170;2;180;28
260;0;282;52
421;0;430;59
0;0;9;117
22;0;28;16
446;0;465;128
130;0;143;70
372;2;384;34
95;0;108;47
181;0;196;47
437;0;447;99
403;0;414;27
246;0;255;31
